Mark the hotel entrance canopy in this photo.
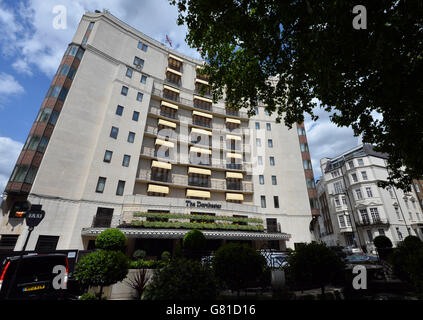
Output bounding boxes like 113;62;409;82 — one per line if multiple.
82;228;291;241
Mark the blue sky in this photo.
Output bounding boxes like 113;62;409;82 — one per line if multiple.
0;0;362;193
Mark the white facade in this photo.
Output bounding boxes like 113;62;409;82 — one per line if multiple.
0;11;314;252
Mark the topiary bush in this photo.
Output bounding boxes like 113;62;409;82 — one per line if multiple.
95;228;127;251
403;235;422;249
373;235;393;249
143;258;218;300
213;243;268;293
182;229;206;250
133;249;147;260
161;251;171;262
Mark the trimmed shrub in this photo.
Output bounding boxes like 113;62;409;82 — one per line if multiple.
161;251;171;262
95;228;126;251
129;259;167;269
403;235;422;249
373;235;393;249
213;243;268;292
133;249;147;260
143;258;218;300
78;293;97;300
183;229;206;251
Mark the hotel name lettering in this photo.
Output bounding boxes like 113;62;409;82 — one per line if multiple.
185;200;222;209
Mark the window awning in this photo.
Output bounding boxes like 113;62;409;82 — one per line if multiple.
226;172;243;179
195;78;209;85
158;119;177;129
152;160;172;170
226;193;244;201
186;189;211;199
163;85;180;94
166;67;182;76
147;184;169;194
169;54;183;63
161;100;179;110
226;152;242;159
193;95;213;103
226;118;241;124
155;138;174;148
188;167;211;175
190;146;212;155
191;127;212;136
193;110;213;119
226;134;241;141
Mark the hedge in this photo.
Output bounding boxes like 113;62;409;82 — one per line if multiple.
129;220;264;232
133;212;263;224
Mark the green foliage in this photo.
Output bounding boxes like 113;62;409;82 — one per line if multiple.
133;249;147;260
78;293;97;300
213;243;268;291
74;250;129;289
143;258;219;300
134;212;263;224
403;235;422;249
170;0;423;190
286;242;345;294
183;229;206;251
95;228;127;251
373;235;393;249
130;220;264;232
129;259;167;269
161;251;171;262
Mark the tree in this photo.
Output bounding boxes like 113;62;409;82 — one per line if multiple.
213;243;268;294
143;258;218;300
182;229;206;259
286;242;345;295
170;0;423;190
373;235;393;260
95;228;126;251
74;250;129;299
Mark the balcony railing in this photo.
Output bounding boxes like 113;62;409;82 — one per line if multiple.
356;218;390;227
165;78;181;87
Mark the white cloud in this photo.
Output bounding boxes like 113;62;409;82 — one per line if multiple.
0;0;200;77
0;72;25;95
0;137;23;193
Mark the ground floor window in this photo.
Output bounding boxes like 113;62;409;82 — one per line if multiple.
35;235;59;253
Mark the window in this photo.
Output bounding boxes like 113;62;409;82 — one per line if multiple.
388;187;395;198
96;177;106;193
266;123;271;131
255;122;260;129
35;236;59;253
340;196;347;205
333;181;343;194
58;64;70;76
361;171;368;180
36;108;52;123
24;135;41;151
132;111;140;121
116;180;126;196
303;160;312;170
378;229;385;236
274;196;279;208
351;173;358;183
138;41;148;51
264;109;270;116
405;199;409;209
338;215;346;228
396;228;403;241
360;209;369;223
0;234;19;249
128;132;135;143
254;106;259;115
137;92;144;102
133;56;144;68
10;165;29;182
104;150;113;163
256;138;261;147
261;196;266;208
409;212;413;220
116;105;124;116
348;161;354;169
412;200;416;209
126;68;133;78
121;86;128;96
331;170;340;178
257;156;263;165
58;87;68;101
366;187;373;198
414;183;420;193
122;155;131;167
394;206;401;220
272;176;277;185
259;175;264;185
357;158;364;166
369;207;380;221
355;189;363;200
68;66;76;79
270;157;275;166
88;21;95;30
268;139;273;148
346;215;352;227
306;178;315;189
24;166;38;184
48;111;59;125
37;137;49;153
141;75;147;84
93;208;114;228
335;197;341;206
367;230;373;242
300;143;309;152
110;126;119;139
297;127;306;135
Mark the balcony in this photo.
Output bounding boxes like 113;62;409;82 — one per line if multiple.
165;77;181;87
226;163;242;170
356;218;390;227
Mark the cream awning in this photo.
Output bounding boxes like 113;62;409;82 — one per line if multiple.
158;119;177;129
161;100;179;110
147;184;169;194
226;118;241;124
163;85;180;94
186;189;211;199
226;134;241;141
188;167;211;175
226;172;243;179
190;146;212;155
155;138;174;148
193;95;213;103
193;110;213;119
226;152;242;159
169;54;183;63
191;127;212;136
166;67;182;76
226;193;244;201
195;78;209;85
152;160;172;170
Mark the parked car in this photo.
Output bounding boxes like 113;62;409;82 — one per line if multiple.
0;253;70;300
344;254;379;264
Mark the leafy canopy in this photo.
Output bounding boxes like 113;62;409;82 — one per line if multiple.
170;0;423;189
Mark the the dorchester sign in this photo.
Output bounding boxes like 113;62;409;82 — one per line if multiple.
185;200;222;209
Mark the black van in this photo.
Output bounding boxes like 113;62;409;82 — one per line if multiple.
0;253;69;300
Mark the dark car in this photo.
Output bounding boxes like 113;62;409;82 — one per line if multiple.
0;253;69;300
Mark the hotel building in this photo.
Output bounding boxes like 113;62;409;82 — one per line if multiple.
0;11;318;255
